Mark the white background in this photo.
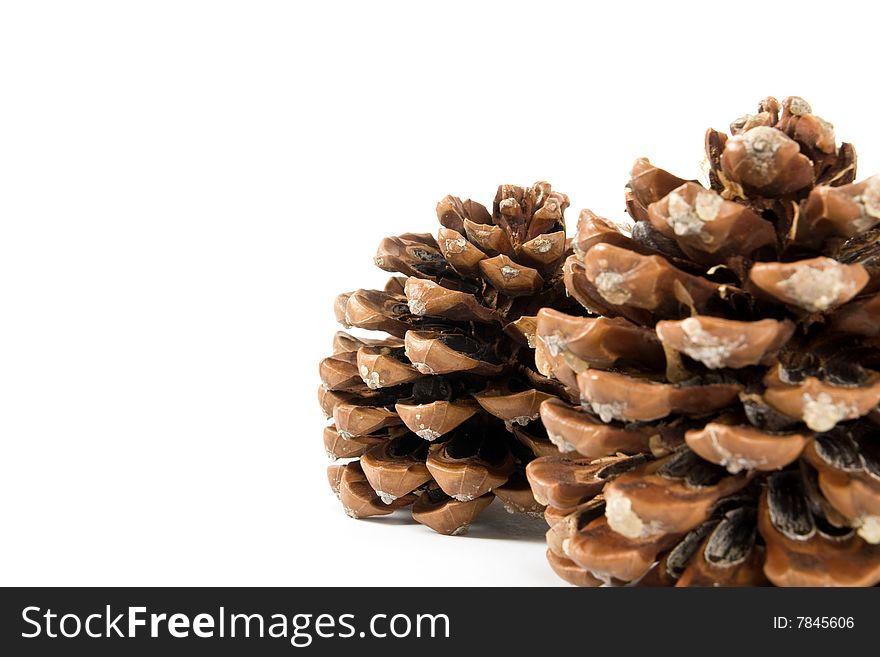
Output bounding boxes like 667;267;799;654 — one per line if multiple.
2;1;878;586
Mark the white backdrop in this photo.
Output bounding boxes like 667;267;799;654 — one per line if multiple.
2;0;878;586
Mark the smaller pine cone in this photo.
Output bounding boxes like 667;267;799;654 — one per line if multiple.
320;182;580;535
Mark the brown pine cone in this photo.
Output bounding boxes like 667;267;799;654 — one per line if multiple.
320;182;580;535
528;96;880;587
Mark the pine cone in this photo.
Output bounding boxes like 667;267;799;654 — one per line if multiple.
528;97;880;586
320;182;578;535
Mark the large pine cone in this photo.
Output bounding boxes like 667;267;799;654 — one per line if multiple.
320;182;579;535
528;97;880;586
